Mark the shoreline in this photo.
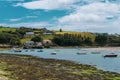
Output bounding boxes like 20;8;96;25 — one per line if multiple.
84;47;120;51
1;46;120;50
0;53;120;80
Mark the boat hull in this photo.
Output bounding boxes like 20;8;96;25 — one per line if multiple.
104;55;117;57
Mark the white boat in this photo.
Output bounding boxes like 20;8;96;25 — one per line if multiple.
37;49;43;52
76;52;87;55
25;50;28;52
51;52;57;55
104;53;118;57
91;51;100;54
12;48;22;52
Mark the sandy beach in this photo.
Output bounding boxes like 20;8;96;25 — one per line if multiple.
85;47;120;51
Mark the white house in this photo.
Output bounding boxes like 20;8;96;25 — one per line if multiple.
43;32;52;35
43;40;52;44
24;32;34;37
36;42;43;46
24;41;34;47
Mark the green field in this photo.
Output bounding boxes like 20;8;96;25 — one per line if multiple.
20;37;31;44
54;31;96;41
42;35;54;40
0;27;16;32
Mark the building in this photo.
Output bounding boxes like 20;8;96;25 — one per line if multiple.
24;41;34;47
24;32;34;37
43;40;52;44
43;32;53;35
36;42;43;46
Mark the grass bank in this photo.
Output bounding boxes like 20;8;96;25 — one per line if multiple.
0;54;119;80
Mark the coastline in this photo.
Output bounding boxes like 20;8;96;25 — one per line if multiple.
85;47;120;51
51;46;120;51
1;46;120;51
0;53;120;80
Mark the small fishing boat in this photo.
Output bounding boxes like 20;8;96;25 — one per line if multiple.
51;52;57;55
37;49;43;52
25;50;28;52
76;52;87;55
91;51;100;54
104;53;117;57
14;50;22;52
12;48;22;52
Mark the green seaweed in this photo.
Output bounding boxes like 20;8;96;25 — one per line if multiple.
0;53;119;80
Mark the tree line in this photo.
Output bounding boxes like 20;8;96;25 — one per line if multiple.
52;33;120;47
0;26;120;47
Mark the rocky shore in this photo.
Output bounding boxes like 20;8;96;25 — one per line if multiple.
0;53;120;80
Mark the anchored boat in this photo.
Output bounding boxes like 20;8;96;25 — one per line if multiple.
91;51;100;54
12;48;22;52
76;52;87;55
51;52;57;55
37;49;43;52
104;53;118;57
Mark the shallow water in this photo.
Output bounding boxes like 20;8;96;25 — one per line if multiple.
1;48;120;73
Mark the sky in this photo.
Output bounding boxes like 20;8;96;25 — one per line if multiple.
0;0;120;33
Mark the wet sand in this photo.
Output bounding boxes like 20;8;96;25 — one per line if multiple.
85;47;120;51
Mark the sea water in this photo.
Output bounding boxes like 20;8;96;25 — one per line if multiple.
1;48;120;73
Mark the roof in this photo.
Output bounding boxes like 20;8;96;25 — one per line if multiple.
26;32;34;35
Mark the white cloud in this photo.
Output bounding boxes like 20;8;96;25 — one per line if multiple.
0;0;24;1
9;16;38;22
57;2;120;33
10;0;120;33
25;16;38;18
14;0;80;10
0;22;51;28
9;18;22;22
59;2;120;23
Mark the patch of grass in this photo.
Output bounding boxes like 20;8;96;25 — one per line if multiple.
0;48;10;50
0;62;13;80
20;37;31;44
55;31;81;35
54;31;95;41
0;27;16;32
42;35;54;40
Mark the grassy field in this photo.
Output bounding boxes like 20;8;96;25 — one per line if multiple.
20;38;31;44
42;35;54;40
54;31;94;37
0;27;16;32
20;35;54;44
0;54;119;80
54;31;95;41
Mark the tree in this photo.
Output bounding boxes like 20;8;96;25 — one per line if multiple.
10;38;21;45
52;34;83;46
31;36;43;42
95;34;108;46
60;28;62;32
84;37;93;45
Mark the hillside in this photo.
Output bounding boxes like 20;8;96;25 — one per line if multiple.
0;27;16;33
54;31;95;39
0;27;119;47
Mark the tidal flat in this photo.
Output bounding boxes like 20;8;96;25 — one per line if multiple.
0;53;120;80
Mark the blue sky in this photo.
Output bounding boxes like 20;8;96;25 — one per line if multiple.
1;0;120;33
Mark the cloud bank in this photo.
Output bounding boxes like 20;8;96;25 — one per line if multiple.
14;0;80;10
5;0;120;33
